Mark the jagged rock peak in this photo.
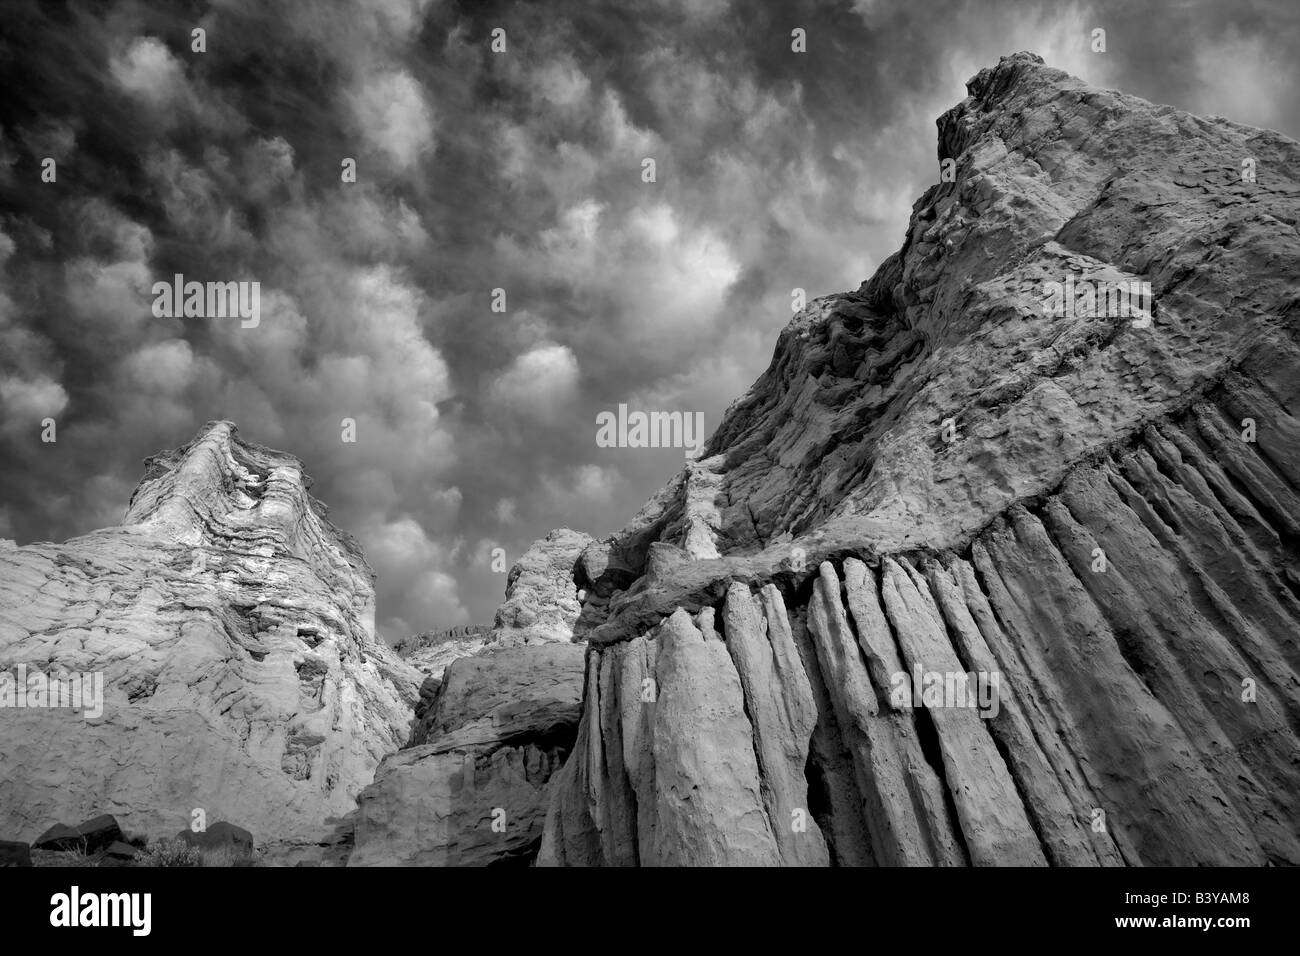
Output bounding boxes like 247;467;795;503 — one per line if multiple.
685;48;1299;572
123;420;375;632
0;421;419;861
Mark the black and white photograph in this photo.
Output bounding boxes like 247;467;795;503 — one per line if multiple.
0;0;1296;935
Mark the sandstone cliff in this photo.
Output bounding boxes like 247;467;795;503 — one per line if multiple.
0;422;421;860
535;53;1300;866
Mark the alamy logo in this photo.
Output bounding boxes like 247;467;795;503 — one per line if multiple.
151;273;261;328
596;404;705;459
890;665;1001;718
50;886;151;936
0;664;103;719
1041;276;1152;327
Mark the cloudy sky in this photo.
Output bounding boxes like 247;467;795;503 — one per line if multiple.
1;0;1297;641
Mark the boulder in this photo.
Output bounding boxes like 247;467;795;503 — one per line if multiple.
350;643;585;866
175;821;255;855
104;841;139;861
33;814;121;853
0;840;32;867
32;823;79;852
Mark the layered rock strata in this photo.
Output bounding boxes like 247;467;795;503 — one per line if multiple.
0;422;421;858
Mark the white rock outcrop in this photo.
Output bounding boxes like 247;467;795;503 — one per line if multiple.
0;422;421;858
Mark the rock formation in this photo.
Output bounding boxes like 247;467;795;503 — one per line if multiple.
395;625;493;668
4;52;1296;869
0;421;421;862
535;53;1300;866
396;624;493;688
348;530;592;865
349;642;584;866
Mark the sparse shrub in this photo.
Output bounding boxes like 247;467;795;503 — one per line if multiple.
199;844;258;867
134;839;200;867
32;846;101;867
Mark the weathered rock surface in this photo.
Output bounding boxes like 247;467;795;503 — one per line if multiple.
350;643;584;866
394;624;496;744
536;54;1300;865
394;625;493;682
492;529;593;645
348;530;592;865
0;422;421;859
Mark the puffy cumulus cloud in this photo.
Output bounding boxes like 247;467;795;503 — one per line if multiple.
334;268;453;438
108;36;185;106
265;0;436;70
365;515;447;571
120;339;195;394
534;57;593;111
105;34;245;134
0;375;67;437
362;516;469;637
211;288;309;377
50;200;159;358
143;149;255;252
2;0;1297;639
1191;30;1296;130
63;258;155;332
386;568;469;637
327;190;431;257
347;69;436;170
498;200;741;358
74;198;155;263
572;464;616;503
487;343;581;424
18;119;77;165
541;463;618;512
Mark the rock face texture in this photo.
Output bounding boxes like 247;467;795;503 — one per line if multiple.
350;643;584;866
395;624;493;698
395;625;493;676
0;422;421;858
349;530;592;866
536;54;1300;866
492;529;594;645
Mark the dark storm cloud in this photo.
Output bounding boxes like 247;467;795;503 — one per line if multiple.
1;0;1296;639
